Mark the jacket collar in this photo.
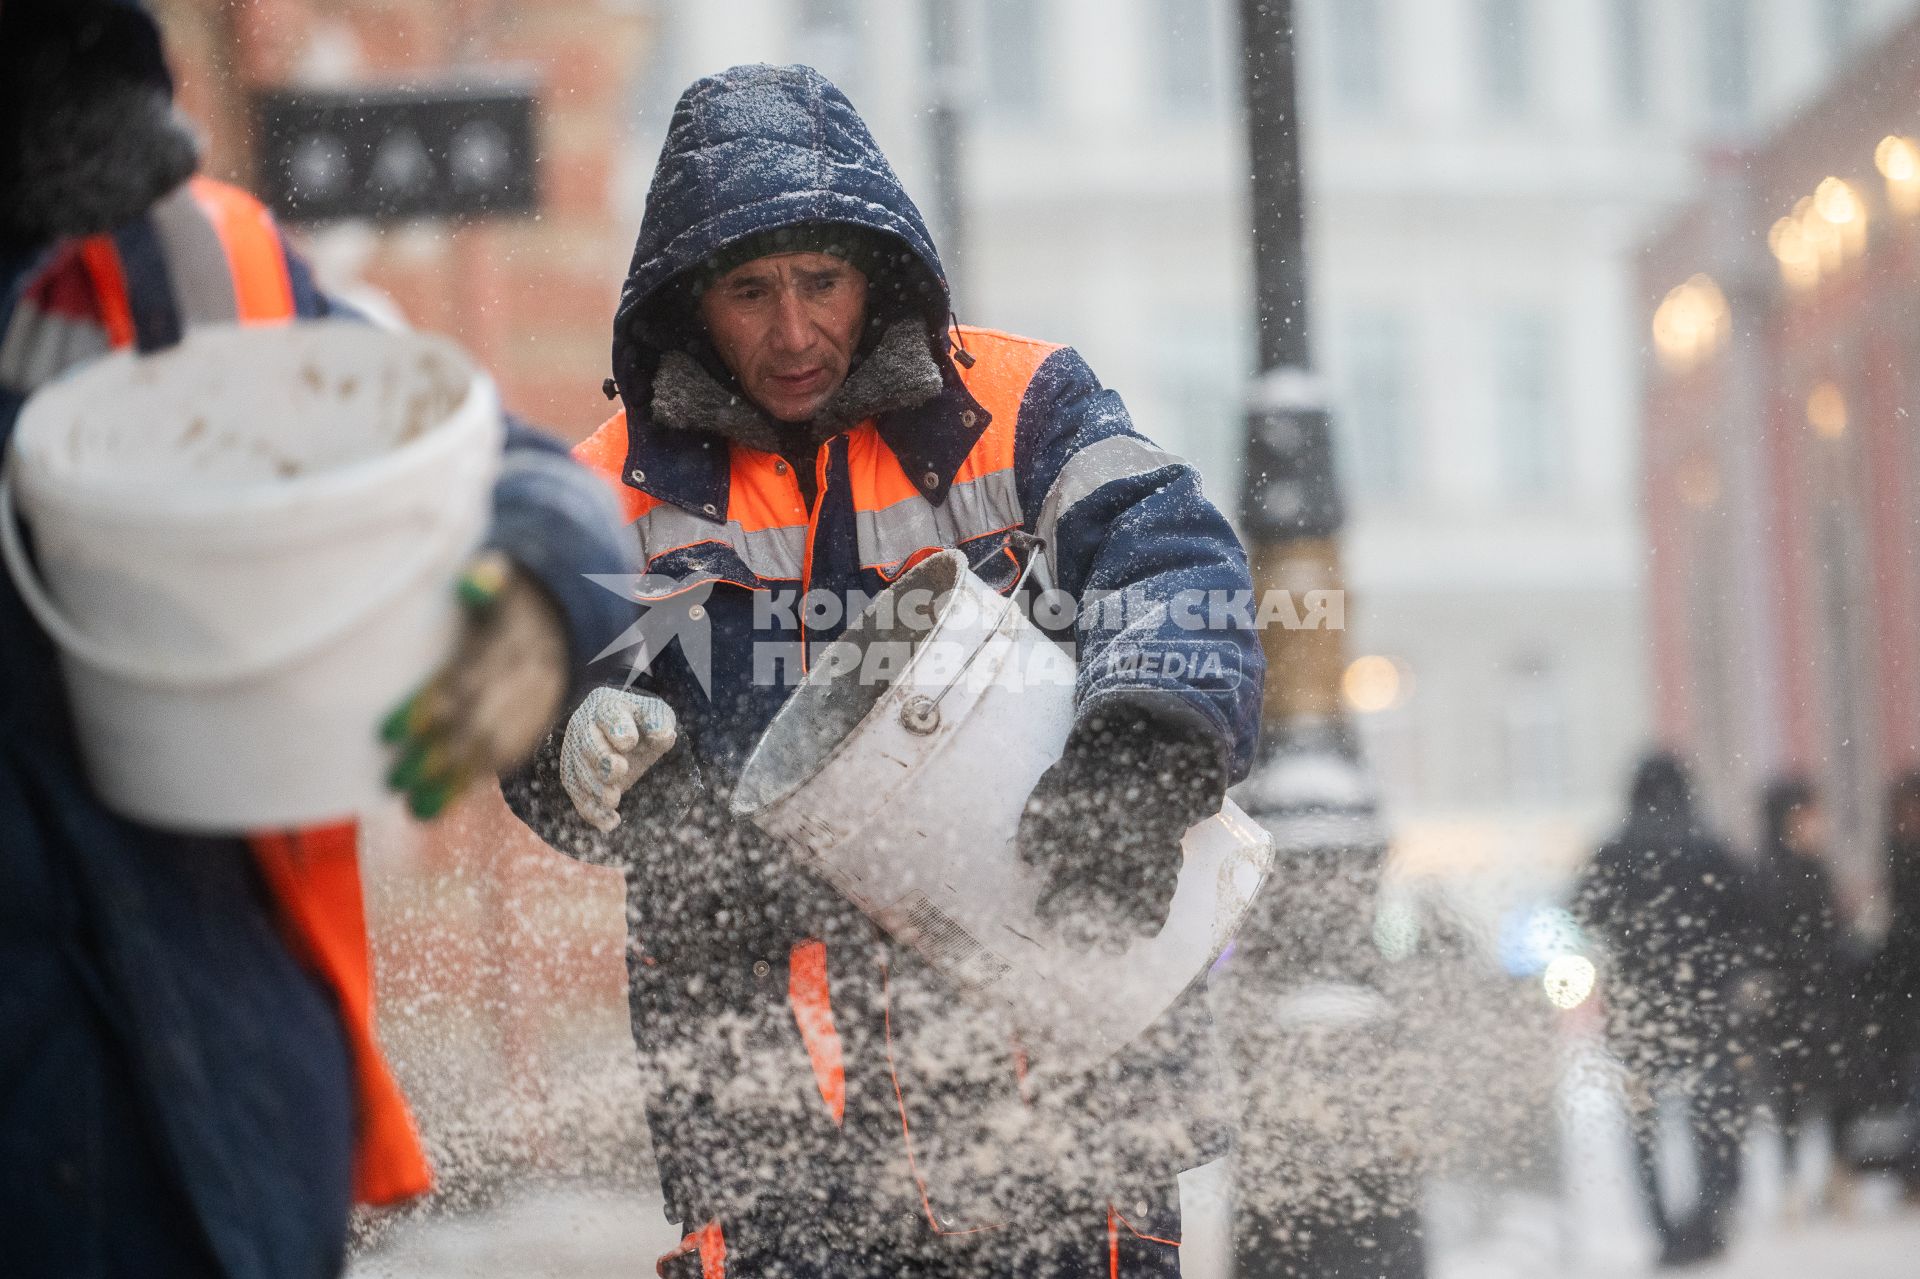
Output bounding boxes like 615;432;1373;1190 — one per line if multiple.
621;337;991;518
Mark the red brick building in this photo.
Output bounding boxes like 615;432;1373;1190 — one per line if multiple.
154;0;653;439
1641;12;1920;900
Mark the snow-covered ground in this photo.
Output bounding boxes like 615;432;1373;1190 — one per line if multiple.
349;1055;1920;1278
349;1185;679;1279
348;1165;1920;1279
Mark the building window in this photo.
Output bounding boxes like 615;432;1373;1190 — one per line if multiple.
1492;309;1561;497
796;0;861;92
1610;0;1648;121
1478;0;1530;115
1702;0;1753;128
1338;309;1414;499
1360;701;1422;806
985;0;1046;115
1154;0;1218;113
798;0;858;26
1157;311;1242;485
1500;656;1568;805
1821;0;1862;58
1811;462;1877;867
1327;0;1388;117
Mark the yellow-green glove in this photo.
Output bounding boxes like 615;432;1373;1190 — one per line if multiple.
382;550;568;819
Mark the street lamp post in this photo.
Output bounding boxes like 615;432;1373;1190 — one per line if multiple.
923;0;967;299
1222;3;1424;1276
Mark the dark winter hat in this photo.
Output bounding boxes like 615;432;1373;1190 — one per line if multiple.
1;0;172;95
691;222;897;293
0;0;195;248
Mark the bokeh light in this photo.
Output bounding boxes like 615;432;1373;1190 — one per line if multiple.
1343;655;1405;714
1542;955;1597;1011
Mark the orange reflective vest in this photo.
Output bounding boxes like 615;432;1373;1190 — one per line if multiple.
575;326;1056;598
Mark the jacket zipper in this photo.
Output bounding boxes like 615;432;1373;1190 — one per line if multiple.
796;443;833;674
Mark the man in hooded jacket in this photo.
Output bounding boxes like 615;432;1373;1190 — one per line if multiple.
504;64;1264;1278
0;3;637;1274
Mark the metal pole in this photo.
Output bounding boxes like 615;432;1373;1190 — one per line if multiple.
1242;0;1312;377
1235;0;1351;742
923;0;966;299
1231;0;1382;951
1224;4;1424;1276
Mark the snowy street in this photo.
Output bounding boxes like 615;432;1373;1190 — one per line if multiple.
348;1056;1920;1279
346;1178;1920;1279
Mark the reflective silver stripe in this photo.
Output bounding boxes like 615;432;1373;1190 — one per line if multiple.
148;183;240;326
0;296;112;394
636;504;807;581
856;467;1023;570
1035;435;1184;553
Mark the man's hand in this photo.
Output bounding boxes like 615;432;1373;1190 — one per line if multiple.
1015;702;1227;947
382;551;568;819
558;687;678;833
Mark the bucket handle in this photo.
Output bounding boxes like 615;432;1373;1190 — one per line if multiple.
898;533;1048;735
0;453;475;691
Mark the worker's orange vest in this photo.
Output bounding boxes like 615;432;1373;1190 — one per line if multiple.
575;327;1059;594
72;179;431;1206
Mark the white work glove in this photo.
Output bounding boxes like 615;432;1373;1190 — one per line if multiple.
560;686;678;832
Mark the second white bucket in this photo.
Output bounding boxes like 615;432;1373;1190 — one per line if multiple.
732;548;1273;1072
1;321;503;832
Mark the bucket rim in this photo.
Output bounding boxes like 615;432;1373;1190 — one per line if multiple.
14;428;499;543
731;548;983;821
9;322;499;524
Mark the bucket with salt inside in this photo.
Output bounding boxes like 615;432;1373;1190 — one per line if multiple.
1;321;502;831
732;548;1273;1071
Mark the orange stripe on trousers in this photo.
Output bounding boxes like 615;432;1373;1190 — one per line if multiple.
788;938;846;1124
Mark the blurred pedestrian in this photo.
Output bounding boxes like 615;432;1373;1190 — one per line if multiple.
1857;771;1920;1195
0;2;635;1274
1572;752;1755;1268
1747;776;1845;1212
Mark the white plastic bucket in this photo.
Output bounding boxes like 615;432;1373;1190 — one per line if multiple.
732;549;1273;1072
1;321;503;831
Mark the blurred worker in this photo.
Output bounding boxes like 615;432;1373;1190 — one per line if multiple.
505;64;1262;1278
0;2;635;1275
1573;752;1756;1268
1748;776;1844;1211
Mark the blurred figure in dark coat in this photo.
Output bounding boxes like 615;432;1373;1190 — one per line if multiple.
1573;752;1755;1268
1748;777;1845;1206
1857;772;1920;1195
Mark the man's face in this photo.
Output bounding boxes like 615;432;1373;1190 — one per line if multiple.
698;251;869;423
